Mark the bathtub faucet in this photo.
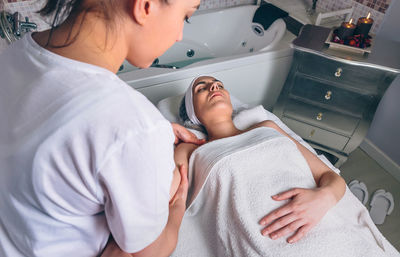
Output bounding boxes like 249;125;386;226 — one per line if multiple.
0;11;37;44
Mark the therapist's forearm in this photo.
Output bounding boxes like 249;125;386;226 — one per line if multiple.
101;237;131;257
101;217;181;257
130;210;183;257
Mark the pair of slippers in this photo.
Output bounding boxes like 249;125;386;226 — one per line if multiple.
348;180;395;225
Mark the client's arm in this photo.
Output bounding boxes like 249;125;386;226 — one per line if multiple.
258;120;346;243
170;143;198;199
174;143;199;171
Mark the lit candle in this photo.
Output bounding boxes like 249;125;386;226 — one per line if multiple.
354;12;374;37
337;18;356;40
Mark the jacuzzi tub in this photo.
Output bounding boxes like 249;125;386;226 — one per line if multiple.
119;4;296;110
119;4;287;72
154;5;286;68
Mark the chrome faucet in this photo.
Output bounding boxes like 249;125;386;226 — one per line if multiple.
0;11;37;44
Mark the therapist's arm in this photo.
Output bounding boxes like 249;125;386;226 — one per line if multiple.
101;144;197;257
101;236;131;257
127;143;199;257
258;120;346;243
101;165;188;257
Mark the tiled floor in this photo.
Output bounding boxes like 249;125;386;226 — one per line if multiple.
340;148;400;251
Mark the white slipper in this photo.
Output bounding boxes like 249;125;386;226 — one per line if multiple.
348;180;369;205
369;189;395;225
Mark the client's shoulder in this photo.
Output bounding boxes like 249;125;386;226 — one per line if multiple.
248;120;280;131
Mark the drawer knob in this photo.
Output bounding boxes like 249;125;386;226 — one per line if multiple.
316;112;323;121
334;68;342;77
325;91;332;100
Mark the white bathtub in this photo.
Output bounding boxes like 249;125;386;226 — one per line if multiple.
155;5;286;68
119;5;296;110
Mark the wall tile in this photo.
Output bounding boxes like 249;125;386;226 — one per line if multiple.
199;0;256;10
315;0;386;34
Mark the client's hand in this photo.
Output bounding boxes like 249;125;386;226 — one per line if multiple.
171;123;205;145
259;187;336;243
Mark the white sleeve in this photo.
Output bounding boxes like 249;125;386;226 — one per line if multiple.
97;122;175;253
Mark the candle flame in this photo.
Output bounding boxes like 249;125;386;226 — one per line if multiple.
367;12;371;19
349;18;353;24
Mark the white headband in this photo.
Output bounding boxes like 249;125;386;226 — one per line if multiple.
185;77;202;126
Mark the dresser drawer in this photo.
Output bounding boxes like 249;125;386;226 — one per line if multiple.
297;53;384;93
282;117;349;151
290;74;373;117
283;99;360;137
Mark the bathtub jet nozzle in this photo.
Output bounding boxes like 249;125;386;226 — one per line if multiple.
186;49;195;58
251;24;264;37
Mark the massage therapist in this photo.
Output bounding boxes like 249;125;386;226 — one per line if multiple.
0;0;202;256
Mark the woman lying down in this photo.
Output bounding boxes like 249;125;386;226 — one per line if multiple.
169;76;399;257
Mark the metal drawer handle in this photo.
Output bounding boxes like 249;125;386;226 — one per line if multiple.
334;68;342;77
325;90;332;100
309;129;315;138
316;112;323;121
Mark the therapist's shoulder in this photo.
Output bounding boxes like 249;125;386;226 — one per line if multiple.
111;80;170;126
84;76;172;135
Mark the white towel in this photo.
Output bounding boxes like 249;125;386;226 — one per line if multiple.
234;105;341;174
171;127;399;257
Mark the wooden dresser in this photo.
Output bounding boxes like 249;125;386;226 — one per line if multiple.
273;25;400;167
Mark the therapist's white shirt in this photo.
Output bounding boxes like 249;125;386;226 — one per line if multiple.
0;34;175;256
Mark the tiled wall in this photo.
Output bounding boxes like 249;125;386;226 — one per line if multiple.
199;0;256;10
355;0;391;13
315;0;391;33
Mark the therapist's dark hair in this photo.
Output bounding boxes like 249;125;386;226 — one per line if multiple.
38;0;169;48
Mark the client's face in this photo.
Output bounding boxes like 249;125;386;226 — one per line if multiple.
192;76;233;124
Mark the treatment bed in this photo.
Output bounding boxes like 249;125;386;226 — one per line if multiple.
156;94;399;257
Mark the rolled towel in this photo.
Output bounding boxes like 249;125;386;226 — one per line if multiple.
252;3;288;30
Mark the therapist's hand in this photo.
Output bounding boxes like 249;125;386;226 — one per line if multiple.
171;123;205;145
169;164;189;215
259;187;336;243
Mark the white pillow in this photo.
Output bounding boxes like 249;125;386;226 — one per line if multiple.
157;94;183;124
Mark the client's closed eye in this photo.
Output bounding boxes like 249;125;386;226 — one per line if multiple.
196;86;206;92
